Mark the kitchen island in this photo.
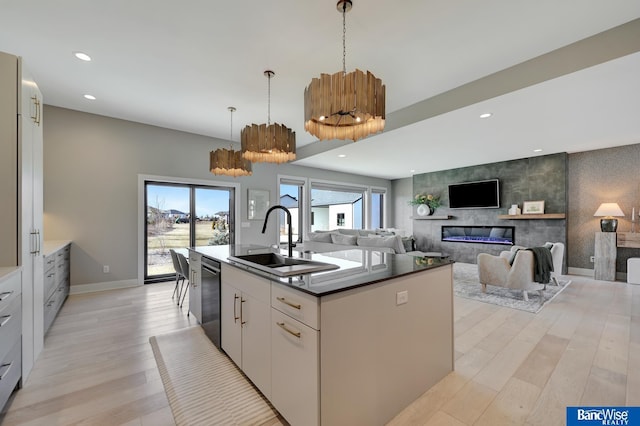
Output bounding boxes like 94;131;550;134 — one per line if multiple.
189;244;454;426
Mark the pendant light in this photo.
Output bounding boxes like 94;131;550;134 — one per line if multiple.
210;107;252;177
304;0;385;142
241;70;296;163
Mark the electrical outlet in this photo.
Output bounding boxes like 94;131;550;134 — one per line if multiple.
103;265;110;273
396;290;408;305
590;256;595;263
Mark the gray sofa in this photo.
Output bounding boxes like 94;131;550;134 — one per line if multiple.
301;229;412;254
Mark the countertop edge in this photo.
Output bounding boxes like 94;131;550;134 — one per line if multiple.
0;266;22;282
43;240;72;257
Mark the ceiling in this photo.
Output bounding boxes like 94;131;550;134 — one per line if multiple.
1;1;639;180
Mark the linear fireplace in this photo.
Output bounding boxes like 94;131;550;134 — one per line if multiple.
441;226;515;245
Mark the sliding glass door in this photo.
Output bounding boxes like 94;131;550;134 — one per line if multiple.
144;181;235;283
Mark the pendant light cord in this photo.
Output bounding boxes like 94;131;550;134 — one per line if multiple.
228;106;235;148
267;73;271;126
342;2;347;75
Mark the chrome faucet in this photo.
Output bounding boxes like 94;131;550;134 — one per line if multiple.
262;205;296;257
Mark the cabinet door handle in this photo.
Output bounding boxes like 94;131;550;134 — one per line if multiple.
0;291;13;302
240;298;246;326
276;296;301;310
233;294;240;323
0;315;11;328
0;362;12;381
276;321;301;338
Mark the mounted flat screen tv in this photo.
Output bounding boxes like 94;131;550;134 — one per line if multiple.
448;179;500;209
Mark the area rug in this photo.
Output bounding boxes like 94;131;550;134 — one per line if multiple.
149;327;281;426
453;262;572;313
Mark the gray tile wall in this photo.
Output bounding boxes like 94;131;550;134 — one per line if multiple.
412;153;568;266
568;143;640;273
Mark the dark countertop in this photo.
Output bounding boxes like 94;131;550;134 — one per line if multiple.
189;244;453;297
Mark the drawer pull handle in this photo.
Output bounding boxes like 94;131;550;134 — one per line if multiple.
276;297;301;310
0;291;13;302
276;322;301;338
0;362;12;380
0;315;11;327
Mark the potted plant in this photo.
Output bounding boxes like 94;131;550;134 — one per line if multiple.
409;194;441;216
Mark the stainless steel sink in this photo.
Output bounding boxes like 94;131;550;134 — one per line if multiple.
228;253;339;277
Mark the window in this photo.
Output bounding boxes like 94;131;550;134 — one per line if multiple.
310;182;365;231
371;188;386;229
279;177;306;243
144;181;234;283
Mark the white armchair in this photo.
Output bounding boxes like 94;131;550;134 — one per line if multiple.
477;242;566;301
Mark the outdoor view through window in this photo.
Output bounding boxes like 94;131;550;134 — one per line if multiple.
145;183;232;281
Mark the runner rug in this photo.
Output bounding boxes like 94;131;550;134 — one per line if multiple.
149;326;282;426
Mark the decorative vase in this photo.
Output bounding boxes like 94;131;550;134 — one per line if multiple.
417;204;434;216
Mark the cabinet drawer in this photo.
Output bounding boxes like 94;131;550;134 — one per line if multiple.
56;261;69;285
272;282;320;330
0;337;22;411
0;273;21;316
44;291;59;333
44;253;56;273
0;295;21;363
271;308;319;426
44;267;57;301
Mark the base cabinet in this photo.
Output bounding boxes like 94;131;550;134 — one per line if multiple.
220;264;271;398
271;308;319;426
0;269;22;411
43;242;70;335
223;262;453;426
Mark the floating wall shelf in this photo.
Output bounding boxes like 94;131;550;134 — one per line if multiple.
498;213;566;220
411;215;452;220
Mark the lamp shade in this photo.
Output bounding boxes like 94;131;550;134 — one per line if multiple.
593;203;625;217
594;202;624;232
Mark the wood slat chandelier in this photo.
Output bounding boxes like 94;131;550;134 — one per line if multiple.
304;0;385;142
210;107;252;177
241;70;296;164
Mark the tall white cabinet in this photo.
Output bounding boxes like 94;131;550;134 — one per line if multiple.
0;50;44;381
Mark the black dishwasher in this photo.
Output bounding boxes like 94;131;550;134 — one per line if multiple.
200;257;221;349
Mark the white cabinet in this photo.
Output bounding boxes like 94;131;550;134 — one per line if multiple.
220;264;271;398
0;51;44;381
271;308;319;426
43;242;70;334
0;268;22;411
188;251;202;322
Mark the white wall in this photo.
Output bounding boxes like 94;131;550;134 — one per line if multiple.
391;177;413;236
43;106;391;286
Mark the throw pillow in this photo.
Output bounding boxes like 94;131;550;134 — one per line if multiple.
331;233;358;245
338;229;360;236
401;237;414;252
307;232;333;243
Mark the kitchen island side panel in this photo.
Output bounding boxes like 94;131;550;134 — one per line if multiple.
319;264;454;426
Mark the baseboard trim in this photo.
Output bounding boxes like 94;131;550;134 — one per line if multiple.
70;279;141;294
568;267;594;277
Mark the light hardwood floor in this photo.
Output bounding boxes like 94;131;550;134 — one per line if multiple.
1;275;638;425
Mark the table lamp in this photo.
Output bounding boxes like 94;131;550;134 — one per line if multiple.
594;203;625;232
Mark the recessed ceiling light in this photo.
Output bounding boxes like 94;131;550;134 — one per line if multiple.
74;51;92;61
479;113;492;119
410;169;416;173
533;148;543;153
83;94;96;100
338;154;347;158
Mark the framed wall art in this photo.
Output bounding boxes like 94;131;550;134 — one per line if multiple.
522;200;545;214
248;189;270;220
